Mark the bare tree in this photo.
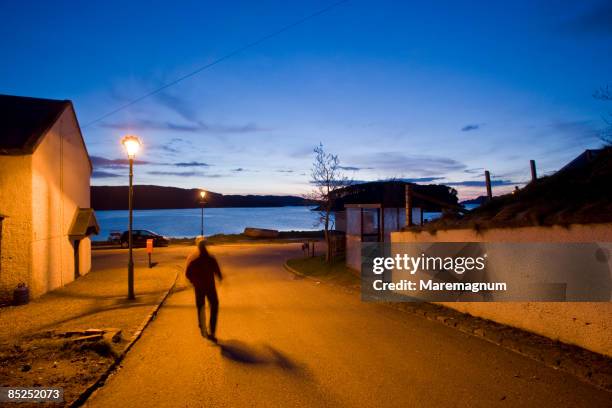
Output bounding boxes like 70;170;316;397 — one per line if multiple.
308;143;351;262
594;85;612;145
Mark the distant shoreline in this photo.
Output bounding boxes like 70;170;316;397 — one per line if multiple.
91;185;315;211
94;205;316;211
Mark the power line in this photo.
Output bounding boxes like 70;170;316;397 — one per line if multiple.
83;0;351;128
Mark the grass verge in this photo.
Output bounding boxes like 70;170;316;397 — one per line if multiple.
286;256;359;288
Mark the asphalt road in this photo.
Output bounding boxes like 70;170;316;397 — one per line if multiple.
86;244;611;408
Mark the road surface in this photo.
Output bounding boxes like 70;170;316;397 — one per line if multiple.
86;244;610;407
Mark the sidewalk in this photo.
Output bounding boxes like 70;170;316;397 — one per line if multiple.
0;246;188;405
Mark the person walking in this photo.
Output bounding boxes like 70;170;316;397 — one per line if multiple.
186;240;223;342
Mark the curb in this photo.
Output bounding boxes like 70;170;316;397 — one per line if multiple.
283;261;612;392
283;261;360;295
283;261;308;278
70;267;180;407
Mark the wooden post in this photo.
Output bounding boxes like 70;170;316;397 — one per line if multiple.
530;160;537;182
396;208;400;230
484;170;492;201
379;207;384;242
405;184;413;227
146;239;153;268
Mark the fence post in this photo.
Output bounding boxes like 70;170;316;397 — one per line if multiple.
405;184;413;227
485;170;492;201
530;160;537;182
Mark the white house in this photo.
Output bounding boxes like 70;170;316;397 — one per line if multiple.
329;181;461;271
0;94;98;302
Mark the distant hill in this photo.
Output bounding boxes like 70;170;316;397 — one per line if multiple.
460;196;488;206
91;185;315;210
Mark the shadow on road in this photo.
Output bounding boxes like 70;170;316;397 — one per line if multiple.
218;339;298;370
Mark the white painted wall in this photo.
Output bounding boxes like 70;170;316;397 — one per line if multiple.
391;224;612;356
31;107;92;297
0;155;33;299
0;105;92;301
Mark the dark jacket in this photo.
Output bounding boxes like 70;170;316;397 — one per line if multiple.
186;255;222;291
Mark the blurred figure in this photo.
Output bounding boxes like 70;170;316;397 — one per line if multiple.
186;240;223;342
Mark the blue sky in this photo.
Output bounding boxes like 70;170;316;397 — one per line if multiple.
1;0;611;199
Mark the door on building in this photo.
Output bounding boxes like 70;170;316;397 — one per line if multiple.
73;239;80;279
0;216;3;277
361;207;381;242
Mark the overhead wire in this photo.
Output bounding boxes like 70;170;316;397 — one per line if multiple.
82;0;351;128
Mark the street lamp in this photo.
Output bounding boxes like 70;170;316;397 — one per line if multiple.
121;135;141;300
199;190;207;237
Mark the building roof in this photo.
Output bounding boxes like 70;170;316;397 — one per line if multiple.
559;149;601;172
68;208;100;239
331;180;460;212
0;94;71;154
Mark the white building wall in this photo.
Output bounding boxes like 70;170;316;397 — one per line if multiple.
391;224;612;356
30;108;92;297
346;207;409;272
0;155;33;300
79;237;91;274
345;207;362;272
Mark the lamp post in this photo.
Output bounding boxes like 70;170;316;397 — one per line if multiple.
199;190;207;237
121;135;141;300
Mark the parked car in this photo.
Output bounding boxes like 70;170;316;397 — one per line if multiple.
108;231;122;245
120;230;169;248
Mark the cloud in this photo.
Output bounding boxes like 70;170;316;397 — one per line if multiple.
174;161;210;167
155;91;199;122
90;155;150;168
232;168;245;172
564;2;612;35
99;119;267;134
290;146;316;158
338;165;373;171
445;179;516;187
91;170;123;178
461;124;480;132
550;119;599;141
396;177;445;183
147;171;203;177
155;137;192;155
103;89;269;134
146;171;225;177
276;169;294;174
463;167;484;174
91;155;209;169
350;177;445;184
350;152;466;176
160;144;181;154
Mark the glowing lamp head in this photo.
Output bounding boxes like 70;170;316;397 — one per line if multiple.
121;135;141;158
200;191;207;199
